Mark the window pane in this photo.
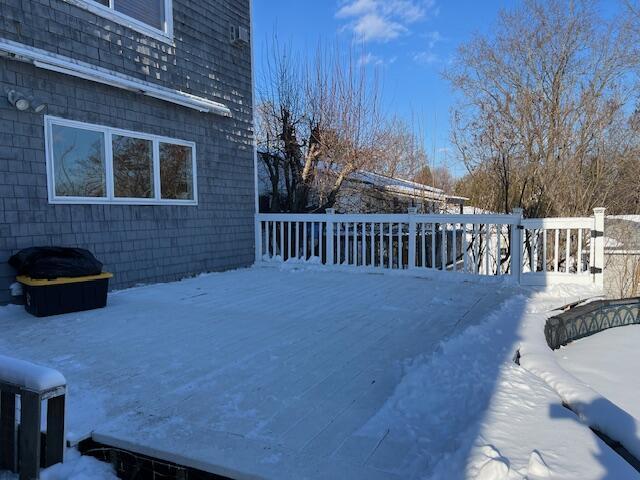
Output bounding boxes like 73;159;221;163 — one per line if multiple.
160;143;194;200
114;0;164;30
113;135;154;199
52;124;106;197
94;0;109;6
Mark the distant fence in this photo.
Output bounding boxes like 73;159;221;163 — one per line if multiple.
255;208;606;287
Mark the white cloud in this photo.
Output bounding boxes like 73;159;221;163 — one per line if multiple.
358;52;398;67
336;0;377;18
413;30;444;66
337;0;437;43
358;52;383;66
424;30;442;49
413;51;439;65
353;13;406;42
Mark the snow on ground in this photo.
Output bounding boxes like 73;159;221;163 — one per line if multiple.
362;285;639;479
0;267;523;479
0;449;117;480
519;295;640;468
0;268;637;479
556;325;640;421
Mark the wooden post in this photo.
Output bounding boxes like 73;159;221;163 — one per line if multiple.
45;395;65;468
511;208;523;282
593;207;605;290
407;208;417;269
325;209;335;266
1;391;17;472
19;391;41;480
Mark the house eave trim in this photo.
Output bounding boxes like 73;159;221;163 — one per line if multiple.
0;38;232;117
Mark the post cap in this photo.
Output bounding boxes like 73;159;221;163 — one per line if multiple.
407;207;418;214
593;207;606;214
511;208;524;215
325;208;336;214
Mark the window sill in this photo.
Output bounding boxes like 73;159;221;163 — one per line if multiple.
48;198;198;207
63;0;175;45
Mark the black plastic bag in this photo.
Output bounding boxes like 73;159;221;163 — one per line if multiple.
9;247;103;279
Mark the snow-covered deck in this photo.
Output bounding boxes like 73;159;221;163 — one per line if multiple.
0;267;634;479
0;267;519;479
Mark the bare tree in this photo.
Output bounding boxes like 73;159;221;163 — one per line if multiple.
373;117;428;179
446;0;638;217
258;41;380;212
257;40;422;213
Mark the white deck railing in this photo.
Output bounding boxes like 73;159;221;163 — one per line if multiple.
255;208;606;288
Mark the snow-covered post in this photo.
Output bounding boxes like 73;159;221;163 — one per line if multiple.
0;355;66;478
593;207;606;289
511;208;523;282
325;209;336;266
408;207;417;270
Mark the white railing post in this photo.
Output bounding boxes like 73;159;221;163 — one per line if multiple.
254;214;262;264
593;207;605;289
408;207;417;269
511;208;523;282
325;209;336;266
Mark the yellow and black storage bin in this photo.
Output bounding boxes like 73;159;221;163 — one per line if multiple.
17;273;113;317
9;247;112;317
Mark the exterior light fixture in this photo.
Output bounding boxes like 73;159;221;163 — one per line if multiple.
7;90;30;111
30;97;47;113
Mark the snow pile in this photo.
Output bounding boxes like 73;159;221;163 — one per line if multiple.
0;354;66;391
360;296;528;476
361;285;639;479
41;449;117;480
0;449;117;480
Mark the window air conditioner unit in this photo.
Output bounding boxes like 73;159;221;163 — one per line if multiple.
230;25;250;46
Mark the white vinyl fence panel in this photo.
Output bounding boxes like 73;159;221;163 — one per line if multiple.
255;208;606;288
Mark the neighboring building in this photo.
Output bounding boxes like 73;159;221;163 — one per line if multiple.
257;155;466;213
334;170;467;214
0;0;255;303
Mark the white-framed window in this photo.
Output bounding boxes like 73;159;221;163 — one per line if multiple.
64;0;174;43
44;116;197;206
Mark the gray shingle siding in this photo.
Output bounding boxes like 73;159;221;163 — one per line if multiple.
0;0;255;303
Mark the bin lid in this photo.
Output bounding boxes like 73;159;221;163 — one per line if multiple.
17;272;113;287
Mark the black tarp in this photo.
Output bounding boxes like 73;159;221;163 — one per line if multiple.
9;247;103;279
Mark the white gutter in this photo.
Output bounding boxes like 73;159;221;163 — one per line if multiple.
0;38;231;117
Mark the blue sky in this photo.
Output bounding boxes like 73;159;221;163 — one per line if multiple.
252;0;514;176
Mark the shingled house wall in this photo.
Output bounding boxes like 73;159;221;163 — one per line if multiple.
0;0;254;303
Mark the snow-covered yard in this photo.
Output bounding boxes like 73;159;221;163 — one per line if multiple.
556;325;640;422
0;267;637;479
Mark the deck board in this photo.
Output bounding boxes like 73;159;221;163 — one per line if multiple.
0;267;520;479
